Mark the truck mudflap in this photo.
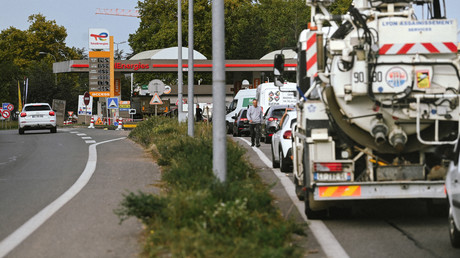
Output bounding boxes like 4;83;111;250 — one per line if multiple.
313;181;446;201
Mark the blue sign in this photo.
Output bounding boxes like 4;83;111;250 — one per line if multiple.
107;98;119;109
2;103;9;110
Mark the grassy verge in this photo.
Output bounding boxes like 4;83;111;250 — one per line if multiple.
115;117;303;257
0;120;18;130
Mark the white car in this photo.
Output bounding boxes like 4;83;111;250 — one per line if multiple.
19;103;57;134
446;140;460;248
271;110;296;172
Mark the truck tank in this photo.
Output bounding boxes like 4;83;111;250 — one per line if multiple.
286;0;460;219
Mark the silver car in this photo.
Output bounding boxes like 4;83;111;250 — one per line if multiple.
19;103;57;134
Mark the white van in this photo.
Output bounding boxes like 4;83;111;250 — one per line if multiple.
226;88;256;134
256;82;298;114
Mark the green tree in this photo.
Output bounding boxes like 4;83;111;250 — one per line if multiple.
0;13;85;112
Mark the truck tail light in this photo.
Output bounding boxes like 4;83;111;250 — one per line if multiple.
314;162;343;172
283;130;292;139
49;111;55;116
20;112;27;117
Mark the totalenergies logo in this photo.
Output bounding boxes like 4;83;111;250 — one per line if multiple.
90;32;108;41
89;28;110;50
386;67;407;88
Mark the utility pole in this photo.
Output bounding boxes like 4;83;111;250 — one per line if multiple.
187;0;194;137
212;0;226;182
178;0;186;123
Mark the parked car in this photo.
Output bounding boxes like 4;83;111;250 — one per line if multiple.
261;104;294;143
271;110;297;172
226;89;256;134
232;108;250;137
18;103;57;134
446;140;460;247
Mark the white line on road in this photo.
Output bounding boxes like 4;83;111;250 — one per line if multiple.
0;137;127;258
239;137;349;258
85;140;97;144
81;137;92;140
76;133;87;136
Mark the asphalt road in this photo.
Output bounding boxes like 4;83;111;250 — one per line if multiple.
2;126;460;257
232;134;460;258
0;128;161;257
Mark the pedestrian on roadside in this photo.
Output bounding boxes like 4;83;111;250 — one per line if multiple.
247;99;263;147
196;104;203;122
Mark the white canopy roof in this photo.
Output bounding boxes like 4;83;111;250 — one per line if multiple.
130;47;208;60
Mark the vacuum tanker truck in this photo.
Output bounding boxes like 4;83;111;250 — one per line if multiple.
276;0;460;219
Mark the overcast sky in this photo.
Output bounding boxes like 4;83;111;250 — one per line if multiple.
0;0;459;57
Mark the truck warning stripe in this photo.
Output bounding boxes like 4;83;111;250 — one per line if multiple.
397;43;415;54
319;185;361;198
380;42;457;55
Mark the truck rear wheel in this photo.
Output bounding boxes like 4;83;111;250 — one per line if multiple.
294;177;304;200
304;191;327;220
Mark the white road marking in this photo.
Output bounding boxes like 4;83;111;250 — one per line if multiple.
70;131;79;134
239;137;349;258
76;133;86;136
85;140;96;144
81;137;92;140
0;137;127;258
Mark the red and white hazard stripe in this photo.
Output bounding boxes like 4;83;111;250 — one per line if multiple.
379;42;457;55
306;31;318;77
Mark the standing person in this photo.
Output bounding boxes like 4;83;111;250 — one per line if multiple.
196;104;203;122
247;99;263;147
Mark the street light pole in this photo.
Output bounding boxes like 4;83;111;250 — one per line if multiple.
114;41;127;59
212;0;227;182
39;52;57;85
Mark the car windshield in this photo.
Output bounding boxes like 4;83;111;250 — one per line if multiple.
241;110;247;118
272;109;287;118
24;105;51;111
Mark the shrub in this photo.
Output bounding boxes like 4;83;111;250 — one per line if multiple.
118;117;301;257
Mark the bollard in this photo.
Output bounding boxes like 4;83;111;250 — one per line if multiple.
116;117;123;130
88;116;95;129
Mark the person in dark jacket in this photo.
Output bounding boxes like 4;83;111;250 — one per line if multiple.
196;104;203;122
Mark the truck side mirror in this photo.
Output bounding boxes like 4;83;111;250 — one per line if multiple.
274;54;285;76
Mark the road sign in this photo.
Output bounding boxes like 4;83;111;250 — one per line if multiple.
2;103;9;110
7;104;13;111
68;111;74;117
163;85;172;94
149;93;163;105
129;109;136;115
119;101;130;111
107;97;119;109
148;79;165;95
83;92;91;106
2;110;10;119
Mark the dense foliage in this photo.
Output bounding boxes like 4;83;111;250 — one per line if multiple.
0;14;87;113
116;117;304;257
